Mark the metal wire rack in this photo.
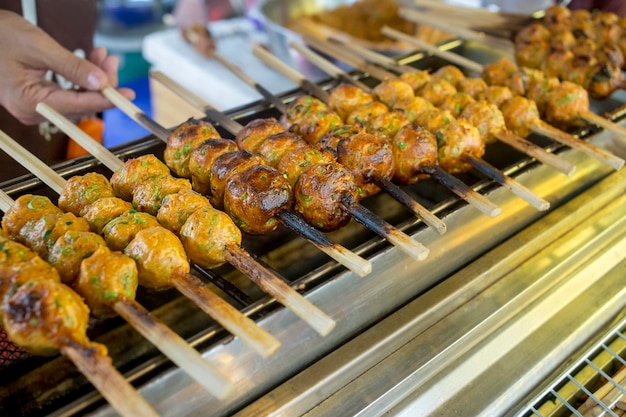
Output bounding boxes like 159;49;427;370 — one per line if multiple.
518;316;626;417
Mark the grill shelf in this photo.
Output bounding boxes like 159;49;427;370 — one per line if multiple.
519;317;626;417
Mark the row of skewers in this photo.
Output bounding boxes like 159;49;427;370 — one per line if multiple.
401;4;626;100
2;15;626;415
513;4;626;100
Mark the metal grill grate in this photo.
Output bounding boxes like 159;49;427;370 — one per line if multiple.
519;317;626;417
0;328;29;369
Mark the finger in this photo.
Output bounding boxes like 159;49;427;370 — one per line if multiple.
89;46;108;67
34;39;110;91
42;88;136;119
101;55;120;88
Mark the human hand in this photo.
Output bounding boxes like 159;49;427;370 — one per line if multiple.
0;10;136;126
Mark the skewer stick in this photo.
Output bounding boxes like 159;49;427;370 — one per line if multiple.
325;37;577;177
381;26;485;74
288;42;373;90
383;23;626;147
532;121;625;170
0;137;234;398
151;70;373;275
213;52;287;113
101;87;170;142
277;41;507;216
4;112;281;358
372;177;446;235
430;167;501;217
342;199;430;260
37;104;336;338
276;211;373;272
399;7;515;51
61;342;161;417
112;298;232;398
494;130;576;176
465;155;549;210
581;111;626;140
302;35;399;81
324;37;418;75
249;46;448;233
251;45;331;101
224;244;335;336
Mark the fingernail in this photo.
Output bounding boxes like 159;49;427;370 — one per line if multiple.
87;71;107;90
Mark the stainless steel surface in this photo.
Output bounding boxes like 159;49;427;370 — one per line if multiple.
516;318;626;417
234;157;626;417
86;123;625;416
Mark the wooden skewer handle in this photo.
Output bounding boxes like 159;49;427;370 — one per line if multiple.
61;343;161;417
289;42;371;92
343;201;430;261
150;70;244;135
302;34;398;81
101;87;171;142
533;121;625;171
173;274;281;358
582;111;626;141
252;44;331;102
326;37;417;75
374;177;447;235
213;53;288;113
400;7;514;51
114;298;233;399
431;167;501;217
466;155;550;211
278;210;372;277
0;127;65;194
381;26;485;74
225;244;336;337
36;103;124;173
495;130;576;176
0;188;14;213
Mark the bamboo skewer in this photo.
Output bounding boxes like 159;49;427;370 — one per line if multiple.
400;7;515;51
105;82;372;277
213;52;288;113
60;343;161;417
464;155;548;211
112;299;232;397
0;124;279;359
0;207;161;417
100;85;373;279
301;35;399;81
225;50;433;258
318;37;577;177
173;59;445;236
150;71;386;263
294;40;550;211
381;24;626;166
36;103;336;337
282;43;519;215
411;0;538;39
0;131;234;399
307;35;584;177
